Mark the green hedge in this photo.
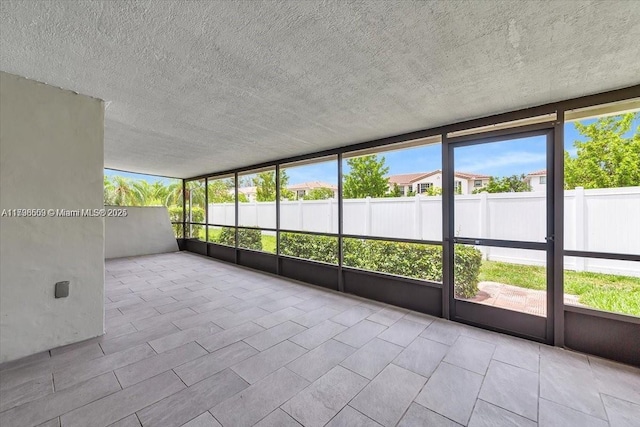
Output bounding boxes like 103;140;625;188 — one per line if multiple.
216;227;262;250
280;232;338;264
168;205;204;238
279;233;482;298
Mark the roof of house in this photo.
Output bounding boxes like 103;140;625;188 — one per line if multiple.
526;169;547;176
387;173;431;185
388;170;490;184
287;181;337;191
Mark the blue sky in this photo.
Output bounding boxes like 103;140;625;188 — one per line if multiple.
106;115;639;185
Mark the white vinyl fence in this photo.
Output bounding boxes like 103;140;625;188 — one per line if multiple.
209;187;640;277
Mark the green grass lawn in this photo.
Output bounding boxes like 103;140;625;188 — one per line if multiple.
203;227;276;253
479;261;640;317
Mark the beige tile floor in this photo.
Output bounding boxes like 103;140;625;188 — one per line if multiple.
0;252;638;427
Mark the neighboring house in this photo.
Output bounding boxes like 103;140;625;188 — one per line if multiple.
237;186;257;201
287;181;338;200
387;170;490;195
525;169;547;192
236;182;337;201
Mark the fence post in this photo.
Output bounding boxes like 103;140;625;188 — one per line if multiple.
365;196;372;235
328;198;333;232
575;187;585;271
479;191;489;260
414;194;422;239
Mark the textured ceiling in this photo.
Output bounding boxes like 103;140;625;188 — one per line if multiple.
1;1;639;178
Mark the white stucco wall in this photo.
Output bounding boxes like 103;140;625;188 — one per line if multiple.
105;206;178;259
0;72;105;363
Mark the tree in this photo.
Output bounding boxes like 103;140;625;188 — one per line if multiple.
565;113;640;189
207;179;234;203
473;175;531;193
343;155;390;198
304;187;335;200
109;176;145;206
253;170;294;201
386;183;403;197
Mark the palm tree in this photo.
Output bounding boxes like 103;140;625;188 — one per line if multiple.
104;175;116;205
111;176;144;206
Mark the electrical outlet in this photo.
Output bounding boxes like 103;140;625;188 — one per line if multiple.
55;281;69;298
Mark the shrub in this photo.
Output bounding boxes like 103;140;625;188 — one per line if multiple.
217;227;262;250
280;232;338;264
280;233;482;298
168;205;204;238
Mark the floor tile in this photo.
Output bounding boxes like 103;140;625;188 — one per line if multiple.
231;340;307;384
420;320;462;345
341;338;403;380
108;414;141;427
53;344;155;390
174;341;258;386
325;406;382;427
131;307;196;330
367;307;407;327
100;323;179;354
287;339;357;382
137;369;247;427
393;337;448;378
210;367;309;427
148;322;221;353
350;364;427;427
114;341;206;388
254;307;306;329
415;362;483;425
443;335;495;375
254;409;301;427
468;399;537;427
282;366;369;427
478;360;539;421
492;337;540;373
243;321;306;351
0;374;53;412
602;394;640;427
333;320;386;348
377;319;426;347
0;372;120;427
331;306;377;327
289;320;346;350
213;306;271;329
589;356;640;405
402;312;436;326
538;398;609;427
196;321;264;352
398;403;462;427
180;412;221;427
540;349;607;419
172;307;234;330
292;306;342;327
60;371;185;427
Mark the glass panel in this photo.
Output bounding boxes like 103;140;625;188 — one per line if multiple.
342;238;442;282
279;231;338;265
563;111;640;254
207;175;236;227
238;168;276;229
171;223;182;238
455;244;548;317
207;225;235;247
280;156;338;233
237;227;276;254
454;135;547;242
186;179;205;240
342;139;442;241
564;256;639;318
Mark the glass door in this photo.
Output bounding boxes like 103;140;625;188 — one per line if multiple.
448;129;554;342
